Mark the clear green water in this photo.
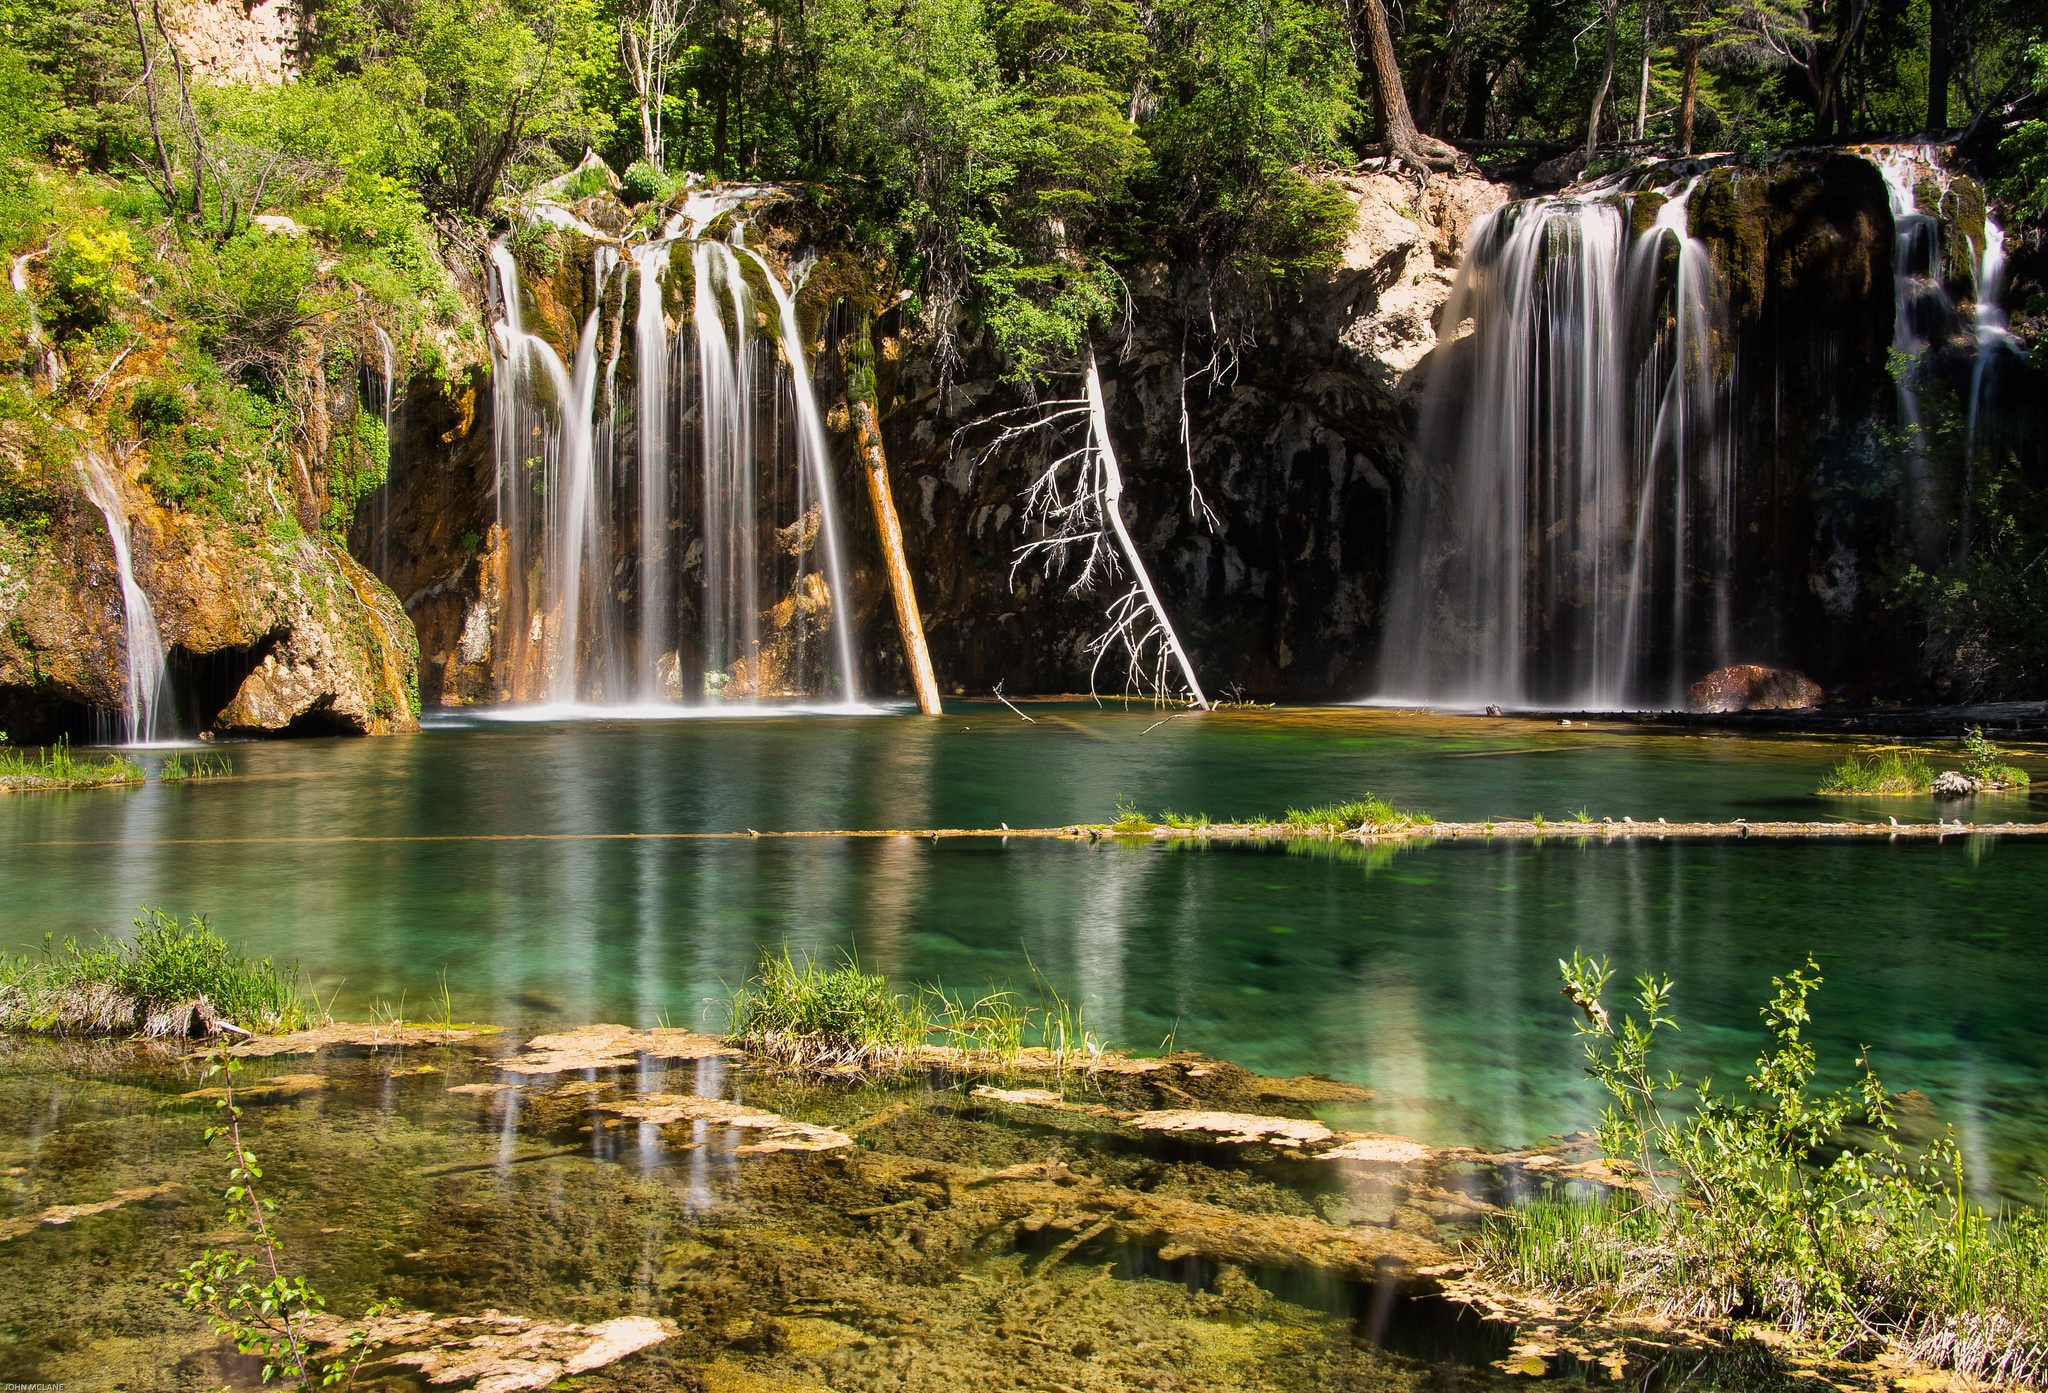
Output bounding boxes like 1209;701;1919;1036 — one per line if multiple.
3;708;2043;1197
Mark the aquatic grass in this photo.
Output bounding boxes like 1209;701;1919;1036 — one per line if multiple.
1816;746;1933;794
0;909;309;1036
1157;808;1210;829
1110;793;1152;832
161;750;232;782
1476;953;2048;1385
0;735;145;792
724;948;1112;1074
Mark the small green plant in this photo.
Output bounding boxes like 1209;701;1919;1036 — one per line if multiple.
0;910;308;1036
161;750;233;782
1110;793;1152;832
1281;795;1426;834
1569;807;1593;824
168;1043;396;1386
1531;812;1548;830
1157;808;1209;829
1817;746;1933;794
1961;727;2030;789
0;735;145;791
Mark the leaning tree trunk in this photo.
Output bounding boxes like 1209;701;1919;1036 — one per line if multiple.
842;311;942;716
1354;0;1463;176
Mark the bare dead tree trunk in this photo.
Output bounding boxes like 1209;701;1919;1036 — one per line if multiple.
1352;0;1463;176
125;0;179;211
150;0;204;220
842;310;941;716
1584;0;1619;164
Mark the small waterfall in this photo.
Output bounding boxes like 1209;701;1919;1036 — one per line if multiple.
740;242;859;699
486;198;860;708
1963;216;2019;557
1378;178;1735;709
1874;149;1949;559
78;454;167;744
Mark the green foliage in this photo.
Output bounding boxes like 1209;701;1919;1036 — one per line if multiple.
0;734;144;791
2002;45;2048;218
177;233;321;386
1816;746;1933;794
1960;727;2030;788
1491;953;2048;1384
324;406;390;541
47;223;137;332
0;908;307;1035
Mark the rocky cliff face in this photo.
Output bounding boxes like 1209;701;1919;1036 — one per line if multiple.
0;456;417;743
358;152;2037;711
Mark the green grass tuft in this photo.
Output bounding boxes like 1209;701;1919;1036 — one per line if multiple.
1281;795;1428;834
161;750;232;783
723;947;1112;1074
0;736;145;792
724;948;927;1072
1110;793;1153;832
1817;746;1933;795
0;909;308;1036
1157;808;1210;829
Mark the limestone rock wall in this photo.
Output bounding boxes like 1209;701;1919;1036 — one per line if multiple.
0;458;417;742
166;0;302;86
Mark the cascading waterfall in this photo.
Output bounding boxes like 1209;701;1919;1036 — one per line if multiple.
78;453;167;744
1873;145;2021;563
1377;179;1735;709
486;207;859;707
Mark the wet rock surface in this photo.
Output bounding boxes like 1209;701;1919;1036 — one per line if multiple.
1686;664;1824;712
0;460;418;741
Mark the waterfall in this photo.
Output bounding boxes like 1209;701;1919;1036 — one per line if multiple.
486;203;861;709
739;243;860;700
78;454;167;745
634;240;675;700
1874;149;1947;560
1377;179;1735;709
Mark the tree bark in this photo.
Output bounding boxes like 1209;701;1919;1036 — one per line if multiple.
1634;0;1654;140
1677;39;1701;153
842;310;941;716
1352;0;1462;175
1584;0;1619;164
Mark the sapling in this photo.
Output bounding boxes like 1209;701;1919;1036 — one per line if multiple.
168;1043;396;1387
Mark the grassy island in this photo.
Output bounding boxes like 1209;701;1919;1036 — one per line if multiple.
0;736;144;793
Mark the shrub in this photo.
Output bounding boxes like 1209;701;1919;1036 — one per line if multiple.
0;909;307;1036
1478;954;2048;1385
48;224;138;331
1961;727;2030;789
